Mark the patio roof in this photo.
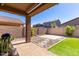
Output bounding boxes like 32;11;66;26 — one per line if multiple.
0;3;57;16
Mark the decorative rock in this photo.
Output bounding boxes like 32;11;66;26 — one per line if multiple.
31;36;65;48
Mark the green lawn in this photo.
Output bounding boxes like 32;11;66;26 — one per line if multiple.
48;38;79;56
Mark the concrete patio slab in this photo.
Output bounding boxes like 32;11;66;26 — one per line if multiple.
12;38;25;45
13;42;55;56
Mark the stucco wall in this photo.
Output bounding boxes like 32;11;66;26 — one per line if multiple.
0;25;23;38
47;27;65;36
73;26;79;37
35;27;79;37
36;27;47;35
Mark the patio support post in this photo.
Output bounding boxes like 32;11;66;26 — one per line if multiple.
26;15;31;43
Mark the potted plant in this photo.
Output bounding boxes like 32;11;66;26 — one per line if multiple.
0;33;14;56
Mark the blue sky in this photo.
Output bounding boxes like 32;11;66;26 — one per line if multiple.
32;3;79;25
0;3;79;25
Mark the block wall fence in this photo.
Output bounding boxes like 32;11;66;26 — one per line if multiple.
32;27;79;37
0;25;23;38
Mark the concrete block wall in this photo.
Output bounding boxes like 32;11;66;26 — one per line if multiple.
0;25;23;38
73;27;79;37
47;27;65;36
35;27;79;37
36;27;47;35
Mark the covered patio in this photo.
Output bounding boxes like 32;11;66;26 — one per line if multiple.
0;3;58;56
0;3;57;43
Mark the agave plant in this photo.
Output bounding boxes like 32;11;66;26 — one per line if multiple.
0;33;14;55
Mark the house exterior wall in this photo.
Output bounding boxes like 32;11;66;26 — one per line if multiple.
33;20;61;28
61;17;79;27
0;25;23;38
43;20;61;28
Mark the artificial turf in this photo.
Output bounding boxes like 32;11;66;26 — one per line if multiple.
48;38;79;56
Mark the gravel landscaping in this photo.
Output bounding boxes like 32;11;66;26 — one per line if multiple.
31;35;65;48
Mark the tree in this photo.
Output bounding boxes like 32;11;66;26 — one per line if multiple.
51;21;56;28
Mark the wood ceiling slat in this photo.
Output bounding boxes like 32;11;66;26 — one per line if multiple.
6;3;32;11
24;3;36;11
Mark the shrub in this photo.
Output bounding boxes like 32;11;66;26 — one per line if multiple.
65;25;75;36
31;28;36;37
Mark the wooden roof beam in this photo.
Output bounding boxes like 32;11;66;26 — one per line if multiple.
25;3;38;13
28;3;58;16
27;3;43;14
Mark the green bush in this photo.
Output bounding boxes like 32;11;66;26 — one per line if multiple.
65;25;75;36
31;28;36;37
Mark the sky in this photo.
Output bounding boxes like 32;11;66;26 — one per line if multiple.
32;3;79;25
0;3;79;25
